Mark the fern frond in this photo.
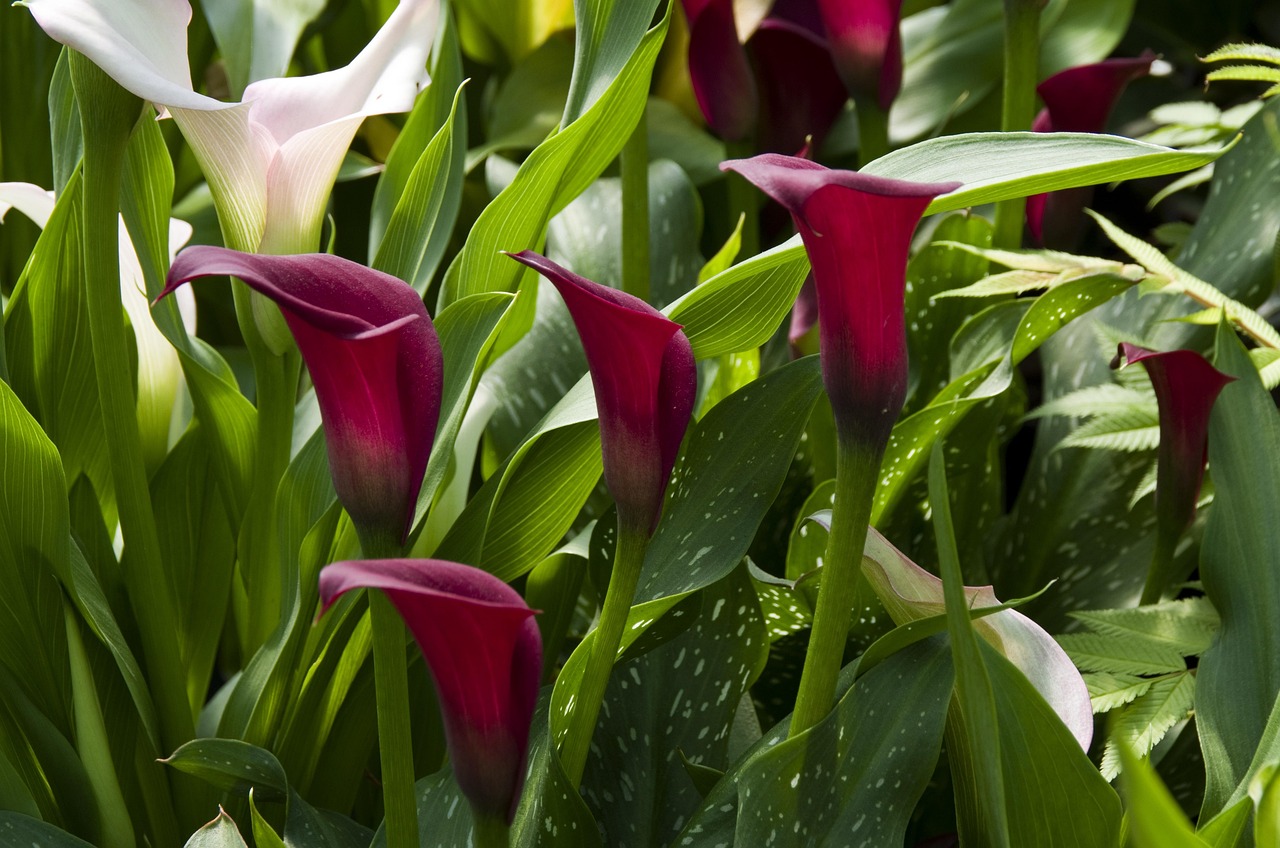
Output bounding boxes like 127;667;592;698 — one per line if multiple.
1070;598;1219;656
1085;672;1155;713
1058;409;1160;452
1057;633;1187;676
1100;672;1197;781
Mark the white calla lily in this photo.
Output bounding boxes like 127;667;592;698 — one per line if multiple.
21;0;440;254
1;181;196;469
810;511;1095;750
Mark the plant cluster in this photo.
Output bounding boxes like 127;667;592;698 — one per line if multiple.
1;0;1278;846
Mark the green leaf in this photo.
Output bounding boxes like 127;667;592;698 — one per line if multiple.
1026;384;1154;421
442;7;668;305
370;4;465;254
562;0;663;124
1118;737;1211;847
183;809;250;848
1057;409;1160;452
863;132;1233;216
676;637;954;846
582;567;768;846
666;235;809;360
372;82;467;294
1101;672;1196;781
1197;323;1280;818
932;443;1011;847
162;739;289;800
1198;797;1253;848
249;793;285;848
1056;633;1187;676
1085;672;1156;713
1071;598;1219;656
0;814;96;847
200;0;325;96
1203;43;1280;65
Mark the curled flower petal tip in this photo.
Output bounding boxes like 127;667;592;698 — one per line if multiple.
161;246;443;550
506;250;696;536
723;154;958;450
318;559;541;822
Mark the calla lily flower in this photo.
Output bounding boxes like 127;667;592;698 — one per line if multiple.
159;246;442;551
506;251;696;537
318;559;541;824
1;181;196;471
681;0;846;153
21;0;440;254
721;154;959;450
811;511;1094;749
1026;55;1154;246
1111;343;1234;545
817;0;904;110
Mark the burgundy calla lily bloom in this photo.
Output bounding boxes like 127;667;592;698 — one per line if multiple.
722;154;959;449
318;559;541;823
1112;343;1234;541
1027;54;1154;245
506;251;696;536
160;246;443;550
817;0;904;110
681;0;847;153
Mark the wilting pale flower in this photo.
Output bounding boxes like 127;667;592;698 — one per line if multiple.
1027;55;1154;246
506;250;696;537
318;559;541;824
811;511;1094;749
159;246;442;551
21;0;440;255
1;181;196;470
722;154;959;450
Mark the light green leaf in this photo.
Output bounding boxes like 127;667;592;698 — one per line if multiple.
1026;384;1154;421
563;0;663;124
1118;737;1211;847
863;132;1233;216
1197;323;1280;818
1057;409;1160;452
1102;672;1197;780
183;809;250;848
1085;672;1155;713
1071;598;1219;657
1056;633;1187;676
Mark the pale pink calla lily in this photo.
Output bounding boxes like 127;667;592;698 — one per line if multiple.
319;559;541;824
1;181;196;470
810;511;1094;750
20;0;440;254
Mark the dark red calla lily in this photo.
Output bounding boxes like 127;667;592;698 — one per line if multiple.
1112;343;1234;538
1027;54;1155;245
721;154;958;449
318;559;541;823
681;0;846;153
505;251;696;536
160;246;443;551
817;0;904;110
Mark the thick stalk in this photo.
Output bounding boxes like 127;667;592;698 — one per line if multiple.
789;439;880;737
724;138;760;261
370;592;420;848
991;0;1042;249
472;815;511;848
360;533;419;848
621;108;650;303
1140;529;1180;605
559;525;649;786
70;51;196;759
854;96;890;167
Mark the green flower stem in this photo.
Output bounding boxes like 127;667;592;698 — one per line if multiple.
370;591;421;848
621;107;650;304
1140;528;1180;605
69;50;196;762
360;533;420;848
472;814;511;848
724;138;761;261
992;0;1043;250
559;523;650;787
855;96;891;167
789;438;881;737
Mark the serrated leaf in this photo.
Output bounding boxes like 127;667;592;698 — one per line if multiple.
933;269;1058;298
1202;43;1280;65
1026;384;1154;421
1207;65;1280;85
1085;672;1155;713
1056;633;1187;676
1071;598;1220;657
1057;410;1160;453
1101;672;1197;780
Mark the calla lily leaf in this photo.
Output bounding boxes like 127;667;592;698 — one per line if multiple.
318;559;541;823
